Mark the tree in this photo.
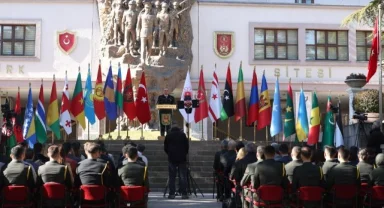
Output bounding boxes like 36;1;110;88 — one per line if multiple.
342;0;380;26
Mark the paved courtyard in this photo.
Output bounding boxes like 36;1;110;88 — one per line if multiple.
147;192;221;208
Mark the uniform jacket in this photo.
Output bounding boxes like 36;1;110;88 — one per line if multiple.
285;160;303;183
240;159;263;186
251;159;288;189
321;159;339;181
37;161;72;188
292;162;323;193
357;161;374;183
369;165;384;186
326;162;360;190
118;161;149;188
75;159;111;187
220;150;236;177
3;160;36;188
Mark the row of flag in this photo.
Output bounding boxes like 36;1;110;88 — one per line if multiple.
7;63;151;148
180;62;344;147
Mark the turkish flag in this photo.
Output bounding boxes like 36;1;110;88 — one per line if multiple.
194;69;208;122
135;72;151;124
367;18;379;83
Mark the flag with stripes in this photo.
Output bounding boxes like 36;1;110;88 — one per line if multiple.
35;83;47;144
209;69;221;122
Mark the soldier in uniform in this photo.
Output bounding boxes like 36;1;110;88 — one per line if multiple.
37;145;73;188
156;88;175;137
357;148;374;183
112;0;125;45
285;146;302;183
322;145;339;181
75;143;112;188
136;1;158;65
3;145;36;188
251;145;288;190
369;153;384;186
157;2;171;56
169;1;180;47
122;0;138;56
118;145;149;189
292;147;323;193
326;149;360;190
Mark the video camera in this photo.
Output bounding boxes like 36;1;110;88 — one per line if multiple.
353;112;368;121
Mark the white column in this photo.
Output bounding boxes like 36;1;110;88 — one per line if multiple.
346;88;363;124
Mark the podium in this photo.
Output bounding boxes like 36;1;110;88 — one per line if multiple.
156;104;177;140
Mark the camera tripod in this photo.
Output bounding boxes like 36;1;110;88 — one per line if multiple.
355;119;368;147
163;163;204;198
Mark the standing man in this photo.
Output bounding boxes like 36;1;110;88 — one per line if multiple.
157;88;175;137
164;125;189;199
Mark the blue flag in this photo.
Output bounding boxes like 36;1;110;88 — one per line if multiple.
23;86;36;148
103;66;117;120
84;66;96;125
270;78;282;137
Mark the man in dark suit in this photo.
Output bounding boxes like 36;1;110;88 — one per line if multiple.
230;142;257;182
220;139;237;198
252;145;288;190
322;145;339;181
33;142;49;163
277;144;292;164
369;153;384;186
164;126;189;199
357;148;374;183
3;145;36;188
118;145;149;188
213;139;228;201
243;142;257;163
292;147;323;193
75;142;111;188
326;149;360;190
38;145;72;188
285;146;302;183
157;88;175;137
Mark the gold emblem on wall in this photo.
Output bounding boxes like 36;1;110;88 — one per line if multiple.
213;31;235;59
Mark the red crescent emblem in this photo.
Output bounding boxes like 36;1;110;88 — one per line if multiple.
58;31;76;54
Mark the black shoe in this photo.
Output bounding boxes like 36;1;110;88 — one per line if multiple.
181;194;189;199
168;194;175;199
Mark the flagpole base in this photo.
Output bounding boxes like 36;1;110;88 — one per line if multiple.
108;134;112;140
98;134;103;140
140;136;145;140
125;136;130;140
116;135;122;140
238;136;244;141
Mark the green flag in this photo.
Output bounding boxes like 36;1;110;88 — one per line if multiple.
115;65;123;111
220;64;234;120
35;83;47;144
284;82;296;139
322;96;335;148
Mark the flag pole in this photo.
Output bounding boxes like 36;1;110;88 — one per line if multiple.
265;126;268;144
87;121;90;140
140;124;144;140
239;119;243;141
253;122;256;143
227;119;230;139
126;119;130;140
117;62;121;140
379;2;383;130
108;120;112;140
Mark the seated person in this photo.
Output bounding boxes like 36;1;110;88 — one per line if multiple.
369;153;384;186
3;145;36;188
75;142;111;187
213;140;228;201
277;144;292;164
33;143;49;164
326;149;360;190
137;144;148;166
252;145;288;190
25;148;41;172
285;146;302;184
37;145;73;189
292;147;323;193
322;145;339;181
220;139;237;198
357;148;374;183
118;145;149;189
230;147;248;183
240;146;265;187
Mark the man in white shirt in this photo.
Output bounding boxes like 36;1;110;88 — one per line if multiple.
137;144;148;166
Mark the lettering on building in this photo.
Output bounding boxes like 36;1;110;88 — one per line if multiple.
273;67;332;79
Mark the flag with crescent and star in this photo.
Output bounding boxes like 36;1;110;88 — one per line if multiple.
209;68;222;122
322;96;335;148
235;63;246;122
84;66;96;125
71;71;86;129
94;63;106;120
367;17;379;83
123;66;136;120
247;68;259;126
220;63;234;120
270;78;282;137
179;71;195;123
35;82;47;144
283;80;296;140
60;73;72;135
257;72;271;130
47;79;61;139
135;71;151;124
296;88;309;142
104;65;118;120
307;91;320;145
195;68;208;123
23;86;37;148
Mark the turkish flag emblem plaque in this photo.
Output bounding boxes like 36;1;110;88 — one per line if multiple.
57;30;77;54
214;31;235;59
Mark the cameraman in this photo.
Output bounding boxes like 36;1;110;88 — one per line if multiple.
164;125;189;199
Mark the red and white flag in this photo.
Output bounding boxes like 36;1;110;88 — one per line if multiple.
135;72;151;124
209;69;221;122
60;73;72;135
367;18;379;83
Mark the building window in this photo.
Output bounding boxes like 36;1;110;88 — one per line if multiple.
295;0;314;3
305;30;348;61
356;31;384;61
254;29;298;60
0;25;36;56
